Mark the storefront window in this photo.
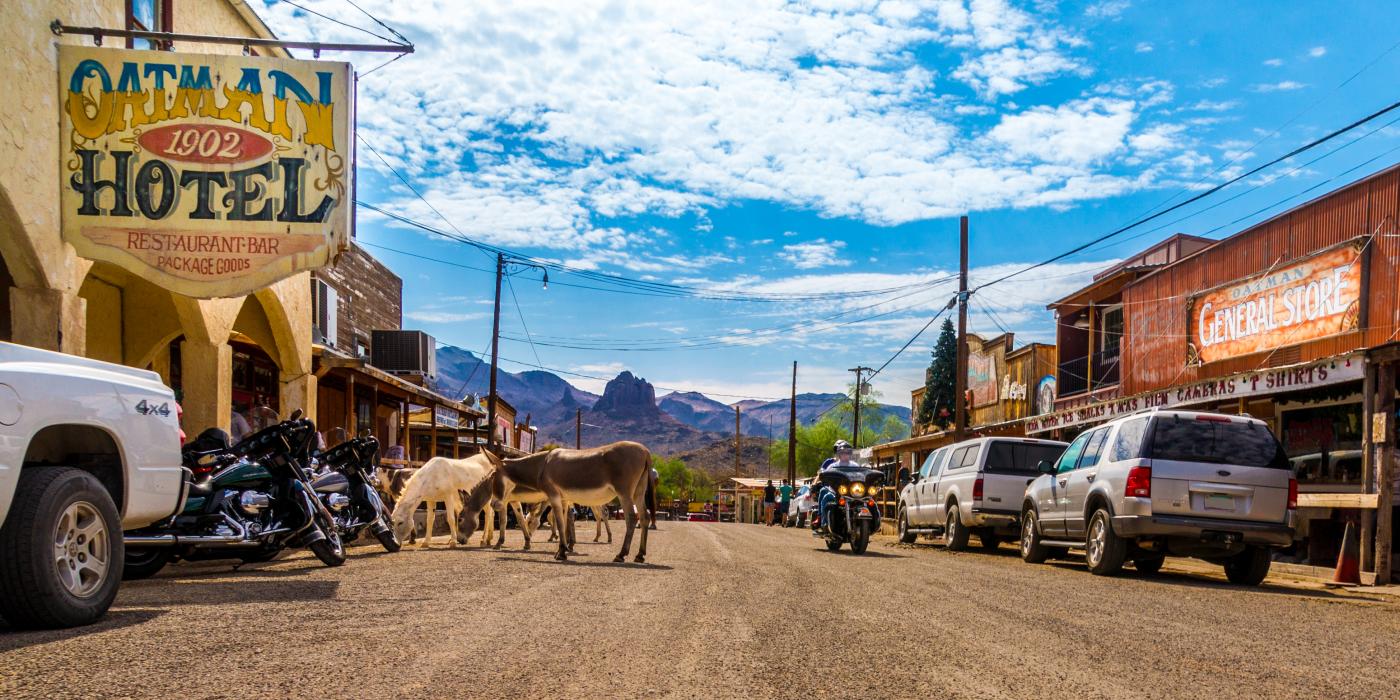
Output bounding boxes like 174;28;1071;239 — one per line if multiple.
1281;402;1363;487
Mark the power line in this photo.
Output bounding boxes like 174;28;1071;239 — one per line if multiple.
276;0;403;45
970;96;1400;295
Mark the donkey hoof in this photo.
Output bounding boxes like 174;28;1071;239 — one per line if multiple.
613;554;626;563
634;555;645;564
555;552;568;561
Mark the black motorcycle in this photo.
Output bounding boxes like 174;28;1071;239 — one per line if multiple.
811;466;884;554
122;411;347;579
311;436;401;553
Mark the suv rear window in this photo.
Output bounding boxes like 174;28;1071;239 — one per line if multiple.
984;441;1067;476
1146;417;1289;469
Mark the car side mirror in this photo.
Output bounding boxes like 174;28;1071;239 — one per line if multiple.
1037;460;1055;475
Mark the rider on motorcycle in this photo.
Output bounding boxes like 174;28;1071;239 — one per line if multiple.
812;440;860;531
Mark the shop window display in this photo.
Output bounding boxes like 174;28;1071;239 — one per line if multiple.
1281;403;1363;488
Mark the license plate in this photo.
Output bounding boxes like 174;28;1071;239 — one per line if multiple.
859;508;872;517
1205;493;1234;511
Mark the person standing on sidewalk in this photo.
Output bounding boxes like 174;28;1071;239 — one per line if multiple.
762;480;777;526
777;479;794;527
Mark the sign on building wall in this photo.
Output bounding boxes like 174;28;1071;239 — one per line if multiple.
59;46;353;299
1188;239;1365;365
968;351;998;406
1024;353;1364;434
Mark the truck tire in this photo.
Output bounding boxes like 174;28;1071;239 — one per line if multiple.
0;467;124;629
1084;508;1126;576
1020;508;1052;564
944;504;970;551
896;508;916;544
122;547;173;580
1223;546;1271;586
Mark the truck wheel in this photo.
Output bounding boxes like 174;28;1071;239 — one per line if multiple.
0;468;124;629
979;530;1002;551
896;508;916;544
1084;508;1126;576
122;547;173;580
1133;556;1165;575
1223;546;1271;586
1020;508;1052;564
944;504;970;551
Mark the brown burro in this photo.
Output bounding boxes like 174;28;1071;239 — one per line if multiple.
502;442;652;563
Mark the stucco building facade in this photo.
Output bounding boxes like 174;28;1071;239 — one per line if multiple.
1;0;315;436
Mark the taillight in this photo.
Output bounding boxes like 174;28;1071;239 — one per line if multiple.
972;478;984;501
1125;466;1151;498
1287;478;1298;510
1195;414;1231;423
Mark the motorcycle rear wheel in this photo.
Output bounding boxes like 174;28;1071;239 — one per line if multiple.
122;547;173;580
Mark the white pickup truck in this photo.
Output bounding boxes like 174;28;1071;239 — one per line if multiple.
897;436;1068;550
0;342;184;628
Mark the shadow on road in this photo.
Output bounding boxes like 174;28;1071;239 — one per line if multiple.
0;608;165;650
119;577;341;607
816;547;907;558
494;556;674;571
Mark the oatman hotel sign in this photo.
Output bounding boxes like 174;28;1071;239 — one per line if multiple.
59;46;352;298
1188;238;1365;365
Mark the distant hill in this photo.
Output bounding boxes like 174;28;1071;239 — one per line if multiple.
432;347;911;446
671;435;774;478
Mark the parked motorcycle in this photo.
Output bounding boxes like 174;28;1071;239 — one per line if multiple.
811;465;884;554
121;411;347;579
311;435;400;552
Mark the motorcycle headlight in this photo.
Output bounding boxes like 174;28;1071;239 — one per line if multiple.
850;482;866;497
837;484;849;495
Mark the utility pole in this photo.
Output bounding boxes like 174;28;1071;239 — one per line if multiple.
575;407;582;449
487;252;504;449
734;405;742;477
848;365;873;447
486;252;547;451
955;215;970;440
787;361;797;484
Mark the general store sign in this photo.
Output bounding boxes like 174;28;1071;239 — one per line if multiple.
59;46;352;298
1024;354;1364;434
1188;239;1364;365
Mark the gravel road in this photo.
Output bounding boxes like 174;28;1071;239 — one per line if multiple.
3;522;1398;699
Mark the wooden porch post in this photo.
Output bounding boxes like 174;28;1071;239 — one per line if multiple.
1361;363;1376;574
430;402;440;458
370;382;379;438
345;374;357;438
453;409;461;459
1375;360;1395;585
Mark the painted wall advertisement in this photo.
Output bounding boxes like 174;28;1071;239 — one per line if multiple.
1187;239;1365;365
968;351;998;406
1024;354;1364;434
59;46;353;299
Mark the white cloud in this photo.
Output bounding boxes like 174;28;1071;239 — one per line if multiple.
1263;58;1284;67
405;310;487;323
778;239;851;269
260;1;1189;261
1251;81;1307;92
1129;124;1185;155
1085;0;1131;19
1308;46;1327;58
1135;42;1153;53
987;98;1137;165
1199;77;1228;88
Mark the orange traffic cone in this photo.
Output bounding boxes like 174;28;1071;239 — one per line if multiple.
1332;521;1361;586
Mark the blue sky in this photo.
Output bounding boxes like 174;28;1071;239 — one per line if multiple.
262;0;1400;402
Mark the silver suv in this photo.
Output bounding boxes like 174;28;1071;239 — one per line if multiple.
1019;409;1296;586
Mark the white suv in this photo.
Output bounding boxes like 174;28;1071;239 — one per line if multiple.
1019;409;1296;586
897;437;1068;551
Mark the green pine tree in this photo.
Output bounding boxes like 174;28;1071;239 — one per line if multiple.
917;318;957;429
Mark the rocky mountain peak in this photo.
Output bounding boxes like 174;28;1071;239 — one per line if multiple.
592;371;660;417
